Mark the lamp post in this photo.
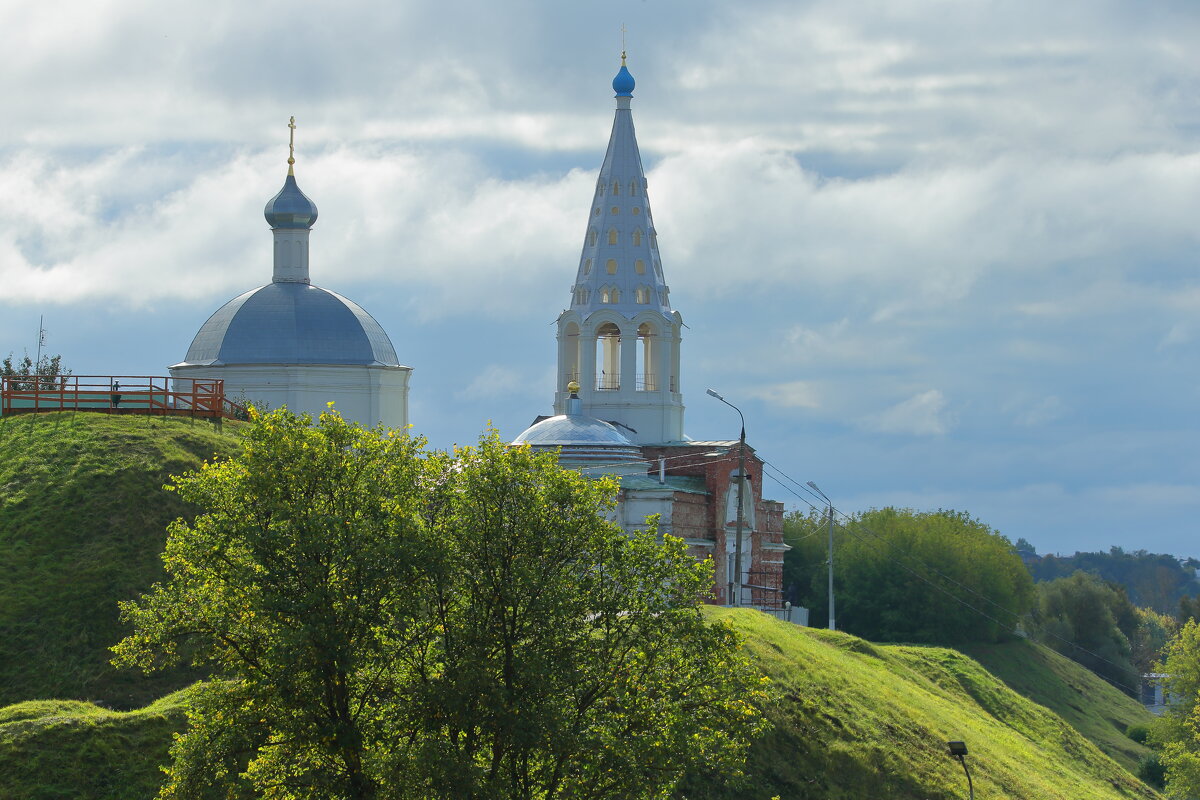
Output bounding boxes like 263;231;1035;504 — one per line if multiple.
806;481;835;631
706;388;746;608
947;740;974;800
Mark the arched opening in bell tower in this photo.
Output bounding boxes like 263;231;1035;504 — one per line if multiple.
636;322;657;391
563;321;580;385
595;322;621;390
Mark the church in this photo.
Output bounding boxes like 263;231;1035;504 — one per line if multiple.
170;119;411;429
510;57;788;608
170;59;788;608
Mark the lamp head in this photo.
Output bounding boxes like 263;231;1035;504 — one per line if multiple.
706;388;723;401
947;740;968;757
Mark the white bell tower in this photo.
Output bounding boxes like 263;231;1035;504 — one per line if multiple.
553;55;685;444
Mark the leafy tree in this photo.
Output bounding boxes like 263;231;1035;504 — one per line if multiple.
1029;572;1139;694
785;507;1034;645
1132;606;1178;676
1179;594;1200;626
114;409;764;800
1027;547;1200;615
1149;619;1200;796
1;352;70;391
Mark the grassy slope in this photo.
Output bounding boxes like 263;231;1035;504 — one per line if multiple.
683;608;1159;800
0;611;1158;800
962;638;1155;773
0;412;242;709
0;691;187;800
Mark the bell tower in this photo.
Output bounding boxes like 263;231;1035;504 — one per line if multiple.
553;55;685;444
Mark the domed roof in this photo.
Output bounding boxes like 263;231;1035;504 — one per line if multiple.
264;174;318;229
514;413;635;448
174;282;400;367
612;62;635;97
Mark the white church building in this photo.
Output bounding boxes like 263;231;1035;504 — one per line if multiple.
170;124;411;429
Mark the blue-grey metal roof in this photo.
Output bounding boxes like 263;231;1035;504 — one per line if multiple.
513;413;637;448
264;174;318;229
175;282;401;367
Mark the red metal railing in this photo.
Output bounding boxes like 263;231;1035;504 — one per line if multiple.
1;375;245;421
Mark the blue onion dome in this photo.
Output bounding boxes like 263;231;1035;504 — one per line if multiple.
613;59;635;97
264;174;318;229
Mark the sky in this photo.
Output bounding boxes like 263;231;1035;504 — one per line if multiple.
2;0;1199;558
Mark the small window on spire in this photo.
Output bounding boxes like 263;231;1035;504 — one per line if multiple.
575;287;590;304
606;259;618;275
632;207;640;215
611;206;619;215
588;229;597;247
601;286;620;304
631;181;639;196
634;259;645;274
612;181;620;195
650;229;658;249
594;207;600;216
583;258;592;275
632;229;642;247
635;286;650;304
607;229;618;245
598;180;606;195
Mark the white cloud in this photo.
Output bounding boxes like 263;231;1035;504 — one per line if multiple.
863;389;954;436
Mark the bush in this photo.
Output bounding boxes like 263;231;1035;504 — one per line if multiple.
1136;752;1165;789
1126;723;1149;744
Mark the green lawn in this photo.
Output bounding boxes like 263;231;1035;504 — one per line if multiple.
0;412;242;708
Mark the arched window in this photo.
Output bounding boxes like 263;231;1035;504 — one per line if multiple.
597;180;606;195
606;259;618;275
612;180;620;195
634;259;645;274
563;321;581;385
650;229;658;249
636;321;657;390
635;286;650;304
588;229;597;247
574;287;590;305
632;229;643;247
599;286;620;304
654;259;662;277
596;322;621;390
607;229;618;245
582;258;592;275
630;181;639;196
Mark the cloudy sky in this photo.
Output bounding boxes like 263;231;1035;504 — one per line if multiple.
3;0;1199;557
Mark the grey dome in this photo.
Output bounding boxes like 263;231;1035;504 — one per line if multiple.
264;174;318;229
175;282;400;367
513;413;642;464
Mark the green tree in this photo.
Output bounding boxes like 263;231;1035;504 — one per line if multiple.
1150;619;1200;796
114;409;764;800
1030;572;1139;694
787;507;1033;645
1132;606;1178;676
2;351;69;391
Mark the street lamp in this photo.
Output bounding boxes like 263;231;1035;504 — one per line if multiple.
706;388;746;608
806;481;835;631
946;740;974;800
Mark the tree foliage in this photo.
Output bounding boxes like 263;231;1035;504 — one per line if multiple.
1;352;69;391
113;409;764;800
784;507;1034;645
1149;619;1200;797
1027;546;1200;616
1029;572;1140;695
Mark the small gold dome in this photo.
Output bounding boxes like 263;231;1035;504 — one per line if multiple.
567;380;581;394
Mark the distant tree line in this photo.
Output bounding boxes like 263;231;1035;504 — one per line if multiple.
1;352;70;391
1023;545;1200;616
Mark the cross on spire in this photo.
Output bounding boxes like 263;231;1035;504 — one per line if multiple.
621;24;627;64
287;116;296;175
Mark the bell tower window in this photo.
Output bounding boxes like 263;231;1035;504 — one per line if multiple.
596;322;621;390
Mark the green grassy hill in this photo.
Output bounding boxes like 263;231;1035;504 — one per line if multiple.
0;610;1161;800
963;638;1154;773
683;609;1159;799
0;412;242;708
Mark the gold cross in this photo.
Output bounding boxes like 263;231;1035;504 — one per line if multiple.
621;24;627;64
287;116;296;174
